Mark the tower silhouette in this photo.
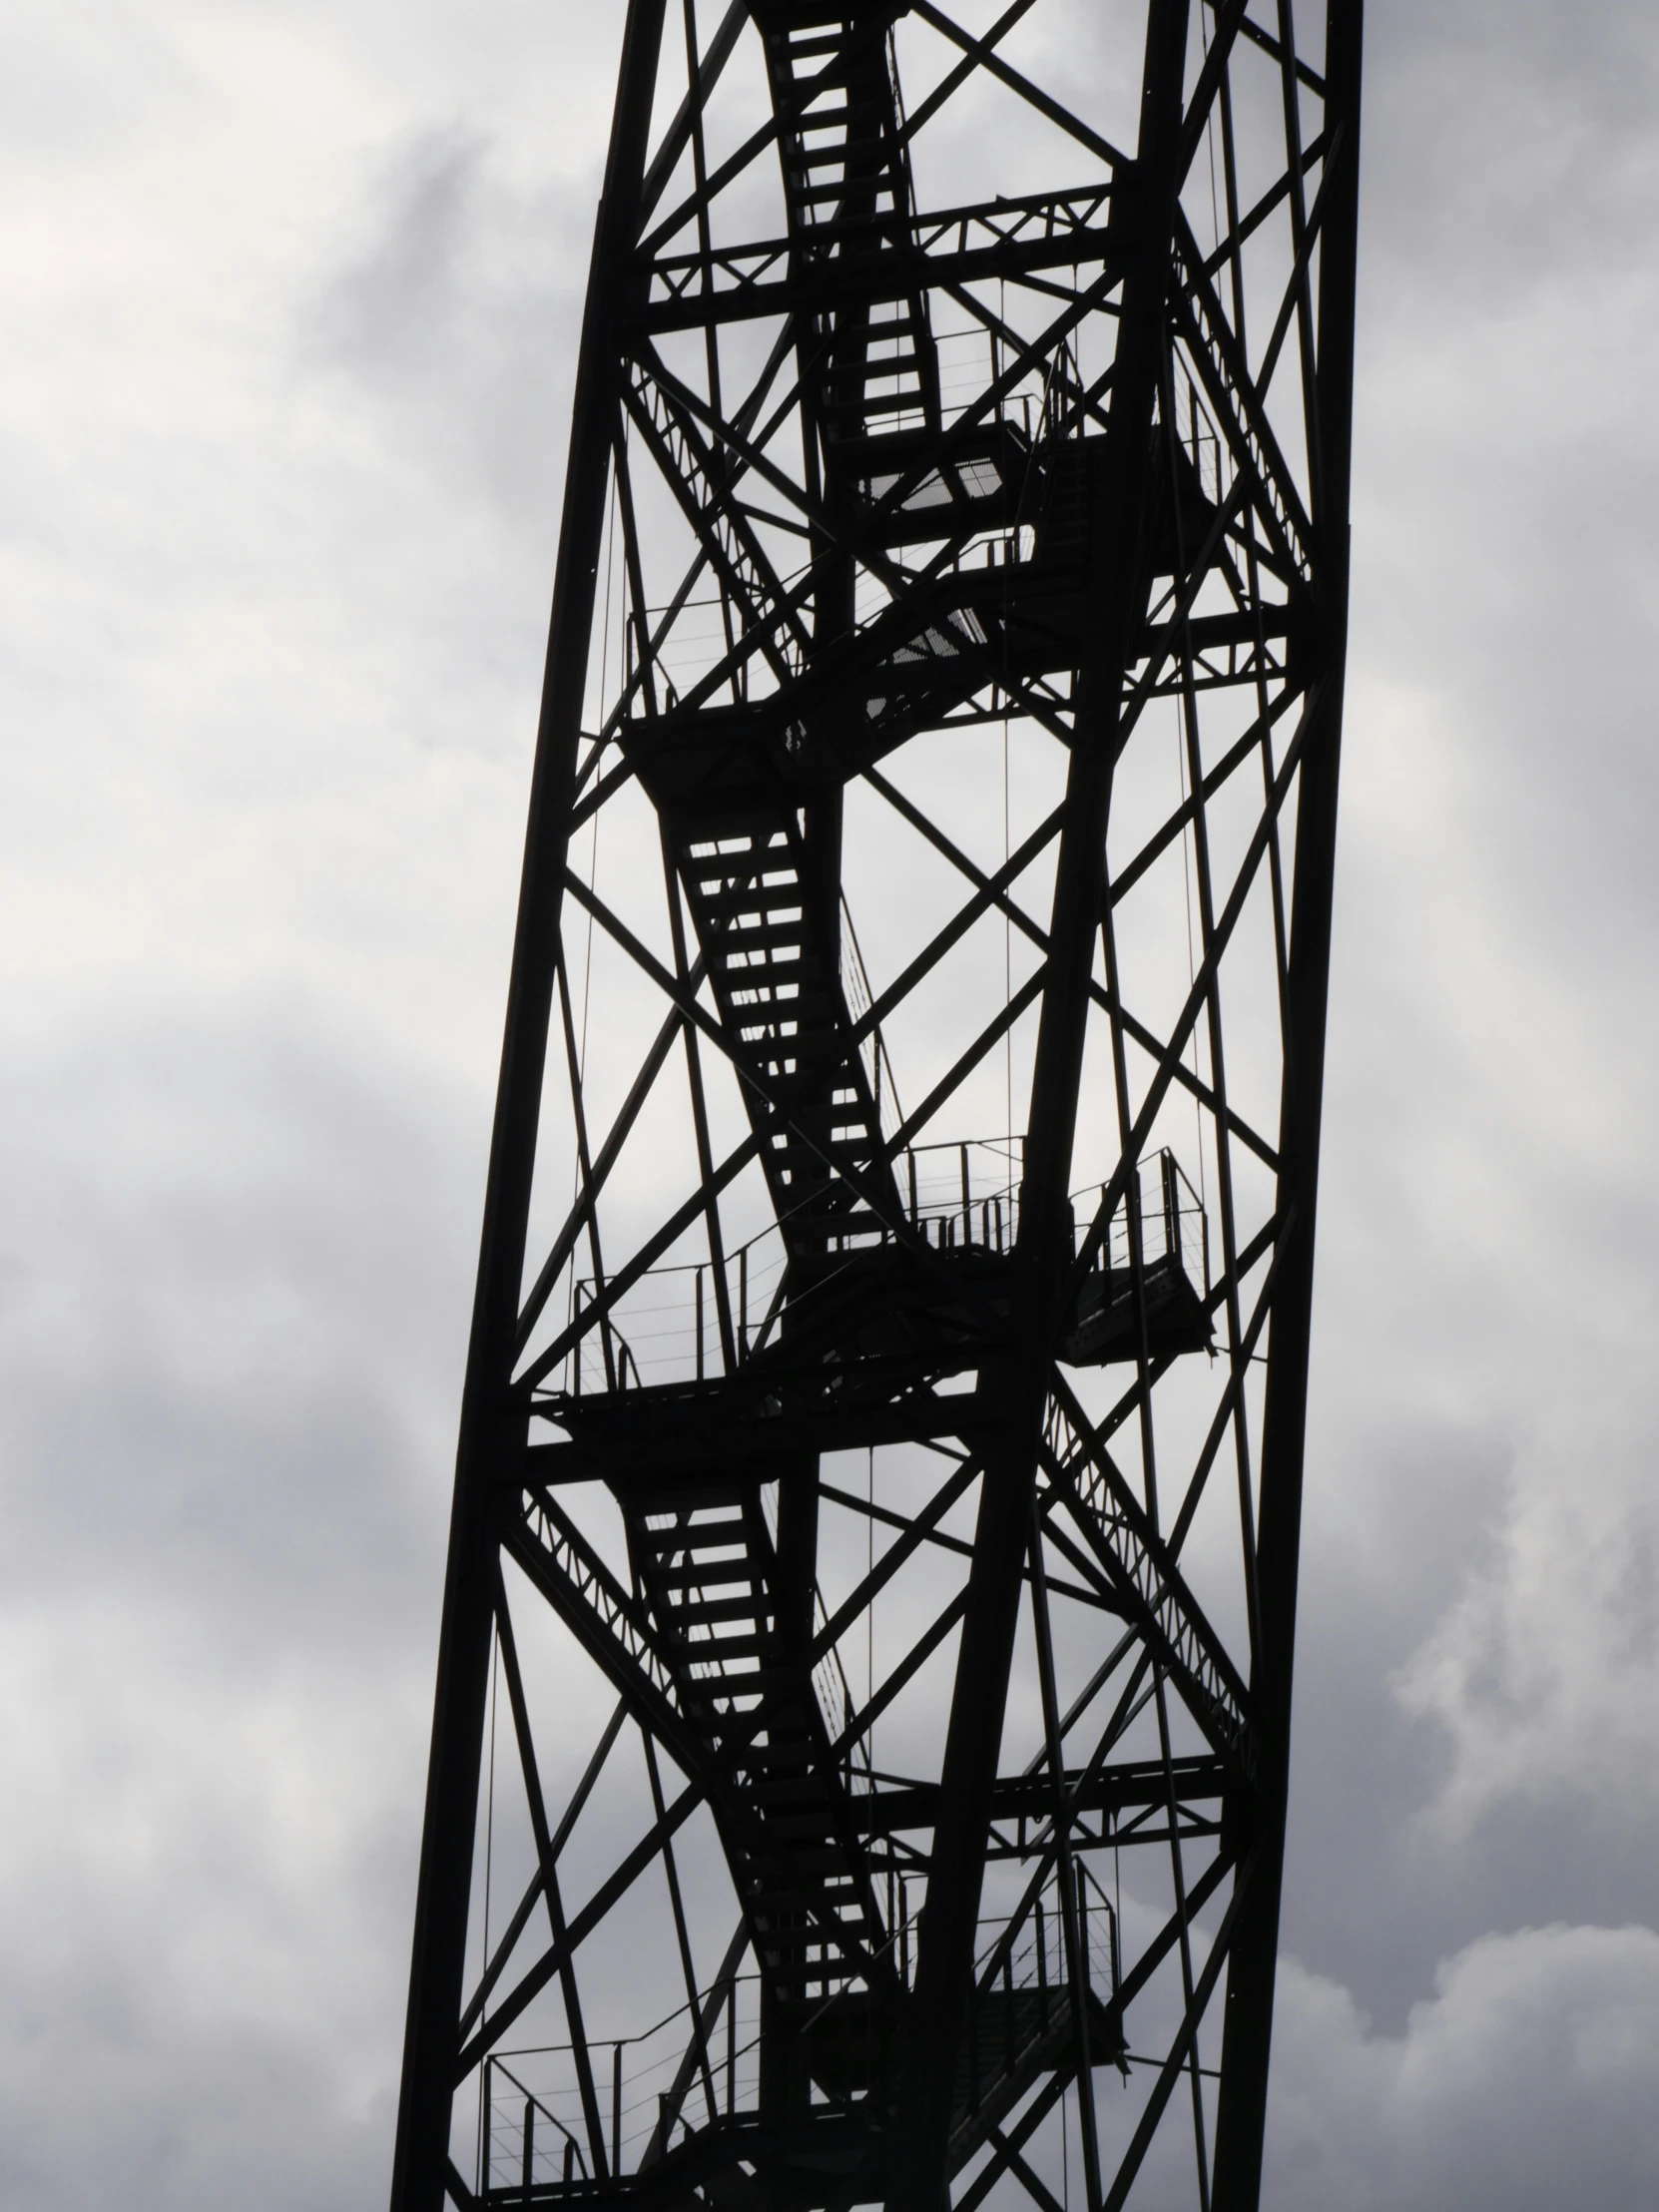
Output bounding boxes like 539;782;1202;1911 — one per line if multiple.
391;4;1362;2206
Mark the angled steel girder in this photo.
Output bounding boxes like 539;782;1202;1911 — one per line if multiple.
390;4;1362;2210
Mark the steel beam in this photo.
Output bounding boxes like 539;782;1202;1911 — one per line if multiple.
389;6;1363;2208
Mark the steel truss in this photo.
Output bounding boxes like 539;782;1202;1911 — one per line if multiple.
391;3;1362;2208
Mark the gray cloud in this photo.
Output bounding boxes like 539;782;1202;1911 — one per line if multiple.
0;992;490;2207
305;126;591;535
1265;1926;1659;2210
2;0;1658;2205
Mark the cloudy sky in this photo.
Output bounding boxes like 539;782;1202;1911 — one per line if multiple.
2;2;1658;2207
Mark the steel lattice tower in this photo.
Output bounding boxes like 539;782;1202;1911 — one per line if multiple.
390;3;1362;2207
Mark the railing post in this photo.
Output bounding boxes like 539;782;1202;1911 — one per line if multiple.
726;1980;737;2115
907;1148;918;1225
572;1284;583;1395
612;2043;622;2177
1036;1897;1049;2033
738;1246;748;1362
1162;1147;1178;1267
480;2059;492;2193
521;2098;534;2203
695;1265;705;1382
960;1142;971;1243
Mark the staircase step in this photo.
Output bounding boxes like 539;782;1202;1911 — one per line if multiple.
780;33;852;62
794;182;904;214
749;1774;832;1806
639;1513;752;1548
668;1593;770;1627
652;1558;762;1591
719;956;809;990
709;916;806;949
820;388;926;422
790;147;898;182
695;889;805;922
667;1630;774;1662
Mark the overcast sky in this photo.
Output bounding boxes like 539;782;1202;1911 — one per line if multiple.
2;3;1658;2208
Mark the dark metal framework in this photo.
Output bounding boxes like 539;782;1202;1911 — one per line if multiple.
391;2;1361;2206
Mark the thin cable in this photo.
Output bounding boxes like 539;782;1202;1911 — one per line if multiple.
1200;0;1224;262
1114;1827;1123;2020
1176;703;1209;1225
867;1445;874;1782
999;274;1013;1156
476;1625;500;2193
1062;2077;1070;2210
1004;717;1012;1148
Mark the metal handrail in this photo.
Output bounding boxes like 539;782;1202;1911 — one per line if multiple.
561;1144;1208;1393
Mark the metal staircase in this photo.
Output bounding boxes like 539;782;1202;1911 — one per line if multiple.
389;5;1364;2209
622;1482;893;2064
675;824;892;1258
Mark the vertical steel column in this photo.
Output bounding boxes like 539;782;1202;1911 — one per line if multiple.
885;9;1192;2203
387;4;668;2203
1209;4;1364;2205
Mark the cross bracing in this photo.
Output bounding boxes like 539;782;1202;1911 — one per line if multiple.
390;4;1362;2209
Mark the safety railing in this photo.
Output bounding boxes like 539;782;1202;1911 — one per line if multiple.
563;1227;789;1396
973;1861;1120;2027
477;1865;1123;2193
1071;1147;1209;1294
1040;1383;1256;1782
555;1145;1205;1397
1169;353;1229;513
838;893;904;1149
482;1973;764;2197
956;1861;1122;2129
810;1581;878;1806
